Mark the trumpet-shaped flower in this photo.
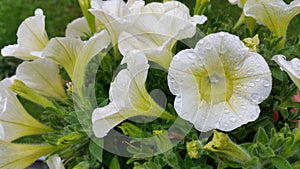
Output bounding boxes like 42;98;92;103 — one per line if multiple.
168;32;272;132
272;55;300;89
1;9;48;60
118;1;207;70
42;30;110;92
92;50;174;137
90;0;145;46
0;140;55;169
15;58;66;99
0;81;53;142
244;0;300;48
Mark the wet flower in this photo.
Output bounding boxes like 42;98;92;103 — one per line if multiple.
244;0;300;48
92;50;174;137
0;140;55;169
272;55;300;89
118;1;207;70
15;58;66;100
89;0;145;46
1;9;48;60
168;32;272;132
0;80;53;142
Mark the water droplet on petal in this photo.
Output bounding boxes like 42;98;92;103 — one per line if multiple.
256;63;261;67
220;32;225;37
241;105;247;109
187;51;196;60
251;93;261;103
247;69;254;75
230;116;237;123
263;79;271;87
249;82;255;87
255;78;260;82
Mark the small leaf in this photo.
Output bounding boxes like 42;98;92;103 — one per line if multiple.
270;156;292;169
109;156;121;169
254;127;269;144
89;137;104;162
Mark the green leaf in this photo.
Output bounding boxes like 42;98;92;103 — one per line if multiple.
269;156;292;169
270;66;284;81
109;156;121;169
254;127;269;144
89;137;104;162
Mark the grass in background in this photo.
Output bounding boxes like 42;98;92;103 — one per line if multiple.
0;0;82;79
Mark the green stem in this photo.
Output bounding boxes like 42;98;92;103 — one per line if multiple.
160;110;176;122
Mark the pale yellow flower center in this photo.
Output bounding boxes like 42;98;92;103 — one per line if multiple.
197;71;233;104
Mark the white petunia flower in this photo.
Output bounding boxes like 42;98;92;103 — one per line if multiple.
0;81;53;142
42;30;111;92
168;32;272;132
118;1;207;70
89;0;145;46
244;0;300;48
92;50;174;137
15;58;66;99
1;8;48;60
0;140;55;169
272;55;300;88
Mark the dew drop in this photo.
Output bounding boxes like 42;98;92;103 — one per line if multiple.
249;82;255;87
263;79;271;87
241;105;247;109
230;116;237;123
205;43;212;50
251;93;261;103
187;51;196;60
255;78;261;82
220;32;225;37
224;122;229;127
256;63;261;67
236;84;241;88
246;69;254;75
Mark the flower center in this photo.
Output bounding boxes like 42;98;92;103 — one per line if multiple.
197;71;233;104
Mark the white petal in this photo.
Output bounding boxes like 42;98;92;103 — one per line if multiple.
16;58;66;99
66;17;90;38
42;37;82;79
92;103;125;137
272;55;300;88
244;0;300;37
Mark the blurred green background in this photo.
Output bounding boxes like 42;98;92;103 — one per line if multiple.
0;0;82;79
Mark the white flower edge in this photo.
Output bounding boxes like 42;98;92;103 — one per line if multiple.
1;8;48;60
15;58;67;99
168;32;272;132
92;50;166;137
272;55;300;88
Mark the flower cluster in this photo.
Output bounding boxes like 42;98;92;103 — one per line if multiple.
0;0;299;168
